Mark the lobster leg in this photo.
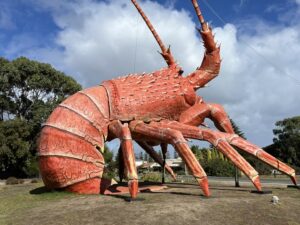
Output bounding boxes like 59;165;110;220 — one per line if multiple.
151;121;262;191
181;100;298;185
130;121;210;197
109;121;139;199
157;121;297;187
180;102;234;134
137;141;177;181
228;137;298;185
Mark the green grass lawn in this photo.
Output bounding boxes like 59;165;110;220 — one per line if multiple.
1;181;300;225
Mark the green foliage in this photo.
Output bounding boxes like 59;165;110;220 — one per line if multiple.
230;118;246;139
0;56;82;178
230;118;259;171
173;150;178;159
165;151;170;159
268;116;300;166
191;145;207;161
0;57;81;121
101;145;117;179
138;151;144;160
30;178;40;183
143;153;149;162
188;146;235;176
140;172;161;182
196;148;235;177
203;158;235;177
0;119;32;177
6;177;19;185
5;177;24;185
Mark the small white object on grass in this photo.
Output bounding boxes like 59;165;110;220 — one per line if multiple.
271;195;279;204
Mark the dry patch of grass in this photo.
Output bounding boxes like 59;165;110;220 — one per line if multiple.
0;182;299;225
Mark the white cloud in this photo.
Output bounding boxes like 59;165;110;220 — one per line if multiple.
5;0;300;147
49;0;201;87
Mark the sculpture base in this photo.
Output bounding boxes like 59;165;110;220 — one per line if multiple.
287;185;300;189
104;182;168;195
250;190;272;194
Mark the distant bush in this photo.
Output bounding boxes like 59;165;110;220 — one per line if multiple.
6;177;20;185
293;165;300;175
141;172;161;182
176;170;187;176
202;158;235;177
18;179;24;184
31;179;40;183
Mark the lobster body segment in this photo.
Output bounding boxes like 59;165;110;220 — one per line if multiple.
102;66;197;122
38;86;110;193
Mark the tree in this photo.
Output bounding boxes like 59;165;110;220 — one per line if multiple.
143;153;149;162
230;118;272;174
102;145;116;179
230;118;246;139
191;145;202;160
265;116;300;167
173;150;178;159
0;119;31;177
138;151;144;160
0;57;81;178
165;151;170;159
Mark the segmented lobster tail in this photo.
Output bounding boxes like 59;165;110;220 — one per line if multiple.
38;86;110;194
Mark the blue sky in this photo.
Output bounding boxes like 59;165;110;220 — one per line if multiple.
1;0;300;150
1;0;299;60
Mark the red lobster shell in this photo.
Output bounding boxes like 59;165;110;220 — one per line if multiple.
38;86;110;194
37;0;298;197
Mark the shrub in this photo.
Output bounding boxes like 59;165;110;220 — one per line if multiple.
18;179;24;184
31;178;40;183
202;158;235;177
6;177;19;185
102;167;116;180
141;172;161;182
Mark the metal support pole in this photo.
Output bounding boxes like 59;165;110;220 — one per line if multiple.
235;166;240;187
161;144;167;184
118;146;124;183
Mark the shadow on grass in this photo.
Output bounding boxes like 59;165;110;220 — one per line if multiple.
29;186;72;196
106;185;207;202
30;186;51;195
165;182;254;193
107;194;146;202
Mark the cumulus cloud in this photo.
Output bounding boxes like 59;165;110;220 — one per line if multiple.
5;0;300;147
48;0;201;87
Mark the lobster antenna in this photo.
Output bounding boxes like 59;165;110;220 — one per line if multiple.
131;0;176;66
191;0;209;31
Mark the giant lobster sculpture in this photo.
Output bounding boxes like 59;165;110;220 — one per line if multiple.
38;0;297;199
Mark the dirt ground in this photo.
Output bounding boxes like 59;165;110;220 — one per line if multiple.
0;181;299;225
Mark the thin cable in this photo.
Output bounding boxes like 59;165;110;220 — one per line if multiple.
202;0;300;85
